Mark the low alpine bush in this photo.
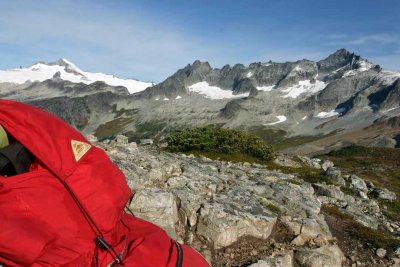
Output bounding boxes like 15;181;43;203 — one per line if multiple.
165;127;275;162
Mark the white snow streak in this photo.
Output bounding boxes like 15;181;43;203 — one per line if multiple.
382;107;399;113
316;108;346;118
188;82;249;99
264;115;287;125
256;85;275;92
281;80;326;98
175;95;182;100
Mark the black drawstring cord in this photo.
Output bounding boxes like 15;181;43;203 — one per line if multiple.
125;206;135;217
59;179;124;265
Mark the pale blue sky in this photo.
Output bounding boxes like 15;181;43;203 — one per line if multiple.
0;0;399;82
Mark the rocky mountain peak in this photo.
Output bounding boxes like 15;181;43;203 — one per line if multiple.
317;48;356;73
49;58;72;67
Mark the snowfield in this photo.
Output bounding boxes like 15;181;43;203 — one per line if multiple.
316;108;346;118
0;59;153;94
281;80;326;98
188;82;249;99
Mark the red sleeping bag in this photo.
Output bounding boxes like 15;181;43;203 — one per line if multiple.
0;99;210;267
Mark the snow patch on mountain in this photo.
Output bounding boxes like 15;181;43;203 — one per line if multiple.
382;107;400;113
264;115;287;125
316;108;346;118
376;71;400;86
0;59;153;94
281;80;326;98
188;82;249;99
343;60;374;77
256;85;276;92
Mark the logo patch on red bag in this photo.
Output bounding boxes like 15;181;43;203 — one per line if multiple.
71;140;91;162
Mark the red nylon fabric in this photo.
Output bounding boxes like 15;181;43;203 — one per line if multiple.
0;100;210;267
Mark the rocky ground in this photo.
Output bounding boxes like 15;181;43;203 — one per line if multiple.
91;135;400;267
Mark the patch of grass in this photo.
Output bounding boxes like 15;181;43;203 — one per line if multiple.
136;121;167;133
340;185;357;197
247;126;332;151
373;198;400;222
95;117;134;141
259;198;281;214
286;179;302;185
181;151;262;164
266;162;331;185
322;205;400;252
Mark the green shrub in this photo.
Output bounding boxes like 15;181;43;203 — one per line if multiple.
165;127;275;162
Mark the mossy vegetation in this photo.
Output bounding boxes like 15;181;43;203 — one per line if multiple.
95;117;134;141
247;126;331;151
165;127;275;162
322;205;400;252
266;162;331;185
340;185;357;197
259;198;281;214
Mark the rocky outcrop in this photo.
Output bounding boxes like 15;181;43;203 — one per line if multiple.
93;135;400;266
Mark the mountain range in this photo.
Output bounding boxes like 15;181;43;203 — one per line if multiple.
0;49;399;155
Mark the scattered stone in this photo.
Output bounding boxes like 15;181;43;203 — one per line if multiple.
312;183;346;200
114;134;129;145
273;154;302;168
325;167;346;186
376;248;387;258
249;251;294;267
129;188;179;239
394;247;400;256
349;174;368;193
297;155;321;169
196;195;277;249
321;160;334;171
280;216;332;247
85;134;98;143
371;188;397;201
366;181;375;189
295;244;345;267
357;190;369;200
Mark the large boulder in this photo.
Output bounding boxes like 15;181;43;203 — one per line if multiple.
280;216;333;247
129;189;180;239
294;244;345;267
349;174;368;193
371;188;397;201
321;160;334;171
261;182;322;216
248;251;294;267
196;194;277;249
312;184;346;201
325;167;345;186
